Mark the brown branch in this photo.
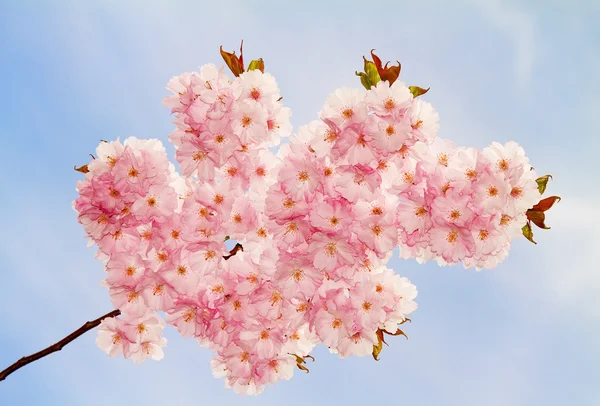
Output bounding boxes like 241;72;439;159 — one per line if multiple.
1;243;244;382
223;242;244;260
0;309;121;382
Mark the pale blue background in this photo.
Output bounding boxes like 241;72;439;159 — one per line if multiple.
1;1;599;405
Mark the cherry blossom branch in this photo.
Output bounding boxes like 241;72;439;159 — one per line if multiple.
0;309;121;382
0;244;244;382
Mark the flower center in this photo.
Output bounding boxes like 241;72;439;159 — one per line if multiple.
498;158;510;171
298;170;310;182
385;125;396;136
415;206;427;217
128;167;139;177
292;268;304;282
241;115;252;127
152;284;164;296
449;209;461;221
446;230;458;244
255;167;266;177
342;108;354;119
384;98;396;110
250;88;261;100
465;169;477;180
283;197;295;209
437;153;449;166
478;229;489;240
257;227;268;238
487;186;499;197
193;151;207;161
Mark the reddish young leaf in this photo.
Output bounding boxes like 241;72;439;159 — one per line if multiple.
531;196;561;212
74;164;89;174
238;40;245;72
380;62;401;85
526;210;550;229
370;49;383;71
383;328;408;339
220;45;244;77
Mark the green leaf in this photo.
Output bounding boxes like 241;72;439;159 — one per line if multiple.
247;58;264;73
356;71;373;90
535;174;552;194
522;222;537;244
364;60;381;88
409;86;430;98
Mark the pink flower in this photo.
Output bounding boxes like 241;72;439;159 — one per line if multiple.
265;184;309;224
140;273;178;311
105;252;147;288
238;324;284;359
473;172;510;215
273;253;323;298
278;143;322;200
409;99;439;144
308;197;354;234
309;233;355;271
365;80;412;118
372;115;412;153
231;100;268;145
354;214;398;256
320;88;367;129
235;70;281;108
337;327;378;358
429;225;475;263
131;185;178;223
350;286;386;330
431;190;474;228
334;164;382;203
482;141;530;180
96;316;138;358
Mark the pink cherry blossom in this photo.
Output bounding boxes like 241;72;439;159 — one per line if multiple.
71;57;546;396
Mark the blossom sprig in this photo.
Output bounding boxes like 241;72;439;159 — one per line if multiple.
69;44;558;395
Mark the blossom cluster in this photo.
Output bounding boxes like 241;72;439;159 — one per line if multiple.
73;61;541;395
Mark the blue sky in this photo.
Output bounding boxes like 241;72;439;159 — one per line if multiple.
1;0;599;404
